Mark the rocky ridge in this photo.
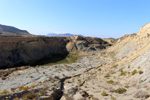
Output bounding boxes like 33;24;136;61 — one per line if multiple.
0;24;30;35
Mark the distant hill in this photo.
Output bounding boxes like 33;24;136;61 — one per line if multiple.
46;33;82;37
0;24;30;35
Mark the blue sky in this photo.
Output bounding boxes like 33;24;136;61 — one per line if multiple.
0;0;150;38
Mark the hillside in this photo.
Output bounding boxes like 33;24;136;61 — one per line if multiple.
0;24;30;35
0;35;109;69
93;23;150;100
1;23;150;100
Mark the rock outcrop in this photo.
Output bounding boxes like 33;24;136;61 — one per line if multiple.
0;36;69;68
137;23;150;37
0;35;108;69
66;35;108;52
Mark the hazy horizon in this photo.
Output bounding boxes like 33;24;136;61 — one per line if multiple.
0;0;150;38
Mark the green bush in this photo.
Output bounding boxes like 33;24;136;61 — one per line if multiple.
138;66;140;69
107;80;114;84
115;88;126;94
128;65;130;68
101;91;108;96
139;70;143;74
111;72;116;74
139;80;143;83
124;84;129;88
132;70;137;75
120;69;126;76
98;68;101;71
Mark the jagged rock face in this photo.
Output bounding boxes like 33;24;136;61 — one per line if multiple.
0;36;107;68
0;37;69;68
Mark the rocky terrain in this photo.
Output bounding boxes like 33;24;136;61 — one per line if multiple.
0;24;30;35
0;36;69;69
1;23;150;100
0;35;109;69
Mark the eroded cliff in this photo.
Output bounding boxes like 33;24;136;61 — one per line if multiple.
0;36;108;69
0;36;69;68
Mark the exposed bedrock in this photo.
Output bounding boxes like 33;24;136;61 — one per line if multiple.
66;35;107;52
0;37;69;69
0;36;108;69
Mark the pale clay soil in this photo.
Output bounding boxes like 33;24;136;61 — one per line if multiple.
0;49;150;100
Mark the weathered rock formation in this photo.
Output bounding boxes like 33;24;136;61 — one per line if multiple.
66;35;108;52
0;35;108;68
137;23;150;37
0;36;69;68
